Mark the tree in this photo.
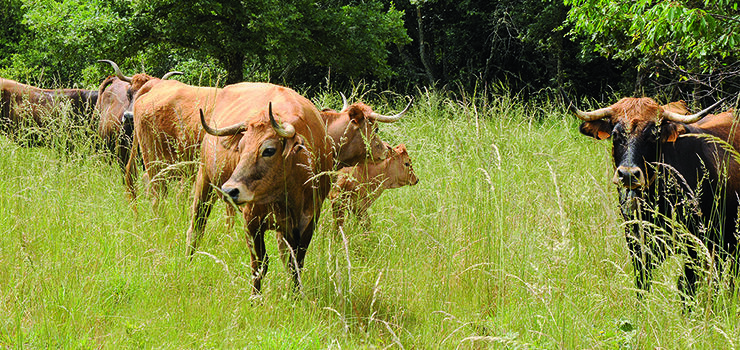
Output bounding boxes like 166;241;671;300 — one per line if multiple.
0;0;128;86
130;0;409;85
564;0;740;96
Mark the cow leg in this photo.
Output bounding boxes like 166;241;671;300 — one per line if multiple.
246;218;268;295
185;167;215;257
678;246;702;306
277;229;303;293
626;227;658;296
331;198;346;231
296;219;315;272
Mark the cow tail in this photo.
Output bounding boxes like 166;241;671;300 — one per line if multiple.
124;125;139;202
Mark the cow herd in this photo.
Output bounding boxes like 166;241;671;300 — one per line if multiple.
0;61;419;296
2;62;740;305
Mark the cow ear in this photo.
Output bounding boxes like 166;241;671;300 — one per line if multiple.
282;135;305;158
348;105;365;124
579;120;613;140
660;122;687;143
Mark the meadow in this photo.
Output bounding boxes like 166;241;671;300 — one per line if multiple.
1;88;739;348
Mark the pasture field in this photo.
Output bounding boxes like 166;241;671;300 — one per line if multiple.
1;88;739;348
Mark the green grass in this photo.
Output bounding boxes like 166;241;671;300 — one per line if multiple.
1;89;739;348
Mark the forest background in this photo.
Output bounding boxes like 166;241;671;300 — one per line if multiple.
1;0;739;103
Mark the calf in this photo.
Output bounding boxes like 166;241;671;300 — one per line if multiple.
330;143;418;228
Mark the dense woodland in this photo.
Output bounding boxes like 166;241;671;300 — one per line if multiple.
1;0;739;102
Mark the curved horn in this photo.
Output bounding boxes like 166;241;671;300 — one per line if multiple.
571;106;614;121
369;96;414;123
339;92;349;112
561;90;613;121
98;59;132;83
200;109;246;136
662;97;728;124
268;102;296;138
161;71;184;80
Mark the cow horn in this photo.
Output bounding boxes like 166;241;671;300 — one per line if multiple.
369;96;413;123
570;104;614;121
662;97;728;124
340;92;349;112
268;102;296;138
200;109;246;136
161;71;184;80
98;59;132;83
561;90;613;121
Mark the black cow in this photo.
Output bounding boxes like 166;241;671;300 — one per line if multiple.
572;96;738;301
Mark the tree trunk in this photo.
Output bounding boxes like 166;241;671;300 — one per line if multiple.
416;6;435;86
223;52;245;85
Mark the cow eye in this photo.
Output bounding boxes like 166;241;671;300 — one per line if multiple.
405;162;410;167
262;147;277;157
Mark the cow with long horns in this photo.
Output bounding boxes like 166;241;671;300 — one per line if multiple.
572;96;739;301
186;82;334;294
321;93;412;167
96;59;182;173
185;84;412;294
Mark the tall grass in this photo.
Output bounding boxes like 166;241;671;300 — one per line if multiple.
0;88;738;348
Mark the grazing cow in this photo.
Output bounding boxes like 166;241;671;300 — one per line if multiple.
572;96;739;300
330;142;419;229
186;82;334;295
321;93;412;166
96;59;182;172
121;70;219;203
0;77;98;137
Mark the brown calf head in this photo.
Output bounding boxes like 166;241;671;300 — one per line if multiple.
385;143;419;189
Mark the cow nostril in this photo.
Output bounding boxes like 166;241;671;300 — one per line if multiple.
224;187;240;201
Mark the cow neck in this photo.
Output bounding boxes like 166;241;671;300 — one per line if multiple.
352;158;391;187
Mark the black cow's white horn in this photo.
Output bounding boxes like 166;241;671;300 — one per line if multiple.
570;104;614;121
370;96;413;123
268;102;296;138
662;97;728;124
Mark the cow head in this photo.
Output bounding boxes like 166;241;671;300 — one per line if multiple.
97;59;183;124
322;94;412;167
200;104;310;205
386;143;419;188
573;97;725;190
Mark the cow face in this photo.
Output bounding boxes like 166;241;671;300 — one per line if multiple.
322;96;412;167
386;143;419;188
208;106;312;206
324;103;387;166
577;98;690;190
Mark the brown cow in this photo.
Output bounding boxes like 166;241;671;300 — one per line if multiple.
186;82;334;295
121;71;219;204
321;93;412;166
572;96;739;303
96;59;182;172
0;77;98;138
330;142;419;229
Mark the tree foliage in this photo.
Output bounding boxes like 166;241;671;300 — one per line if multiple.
1;0;127;86
129;0;409;85
565;0;740;97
